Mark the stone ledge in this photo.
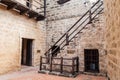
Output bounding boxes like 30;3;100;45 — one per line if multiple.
82;72;107;77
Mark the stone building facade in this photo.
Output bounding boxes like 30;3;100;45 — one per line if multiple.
0;0;46;74
0;0;112;77
46;0;106;75
104;0;120;80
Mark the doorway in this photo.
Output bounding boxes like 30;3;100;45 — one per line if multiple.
84;49;99;73
51;45;60;57
21;38;33;66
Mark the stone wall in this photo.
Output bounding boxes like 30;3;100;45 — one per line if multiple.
46;0;95;48
0;5;46;74
46;0;106;75
104;0;120;80
46;0;90;21
50;14;106;74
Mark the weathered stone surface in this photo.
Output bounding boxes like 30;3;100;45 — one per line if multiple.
0;0;110;77
46;0;106;75
67;49;75;54
104;0;120;80
0;5;46;74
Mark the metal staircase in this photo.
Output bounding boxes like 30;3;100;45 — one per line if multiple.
39;0;104;77
44;0;103;58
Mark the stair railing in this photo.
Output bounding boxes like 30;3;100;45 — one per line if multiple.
44;0;103;57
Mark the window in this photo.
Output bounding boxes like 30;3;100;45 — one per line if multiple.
84;49;99;73
57;0;70;4
26;0;32;8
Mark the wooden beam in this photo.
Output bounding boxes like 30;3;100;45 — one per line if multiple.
7;3;17;10
36;15;45;21
29;14;36;18
20;10;29;15
0;0;45;21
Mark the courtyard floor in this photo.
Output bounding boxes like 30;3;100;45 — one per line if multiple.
0;66;107;80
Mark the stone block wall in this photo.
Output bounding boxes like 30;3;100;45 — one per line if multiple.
0;0;108;76
46;0;91;21
46;0;96;48
0;5;46;74
46;0;106;75
51;14;106;74
104;0;120;80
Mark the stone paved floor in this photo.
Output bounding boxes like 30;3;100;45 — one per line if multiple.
0;66;107;80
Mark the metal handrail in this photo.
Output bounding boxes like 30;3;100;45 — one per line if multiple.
44;0;103;57
40;56;79;74
68;2;103;37
69;8;104;43
62;8;103;51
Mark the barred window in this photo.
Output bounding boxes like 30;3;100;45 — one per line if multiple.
57;0;70;4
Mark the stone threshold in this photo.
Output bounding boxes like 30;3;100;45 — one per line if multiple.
80;71;107;77
38;70;79;78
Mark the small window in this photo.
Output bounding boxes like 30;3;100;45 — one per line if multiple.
26;0;32;8
57;0;70;4
84;49;99;73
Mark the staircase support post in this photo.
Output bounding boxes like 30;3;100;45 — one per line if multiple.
44;0;46;17
49;53;52;72
40;56;42;71
76;56;79;73
89;9;92;23
60;57;63;73
72;58;75;75
66;32;69;45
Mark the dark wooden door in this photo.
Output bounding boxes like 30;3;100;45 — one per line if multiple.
21;39;33;66
26;39;32;66
84;49;99;72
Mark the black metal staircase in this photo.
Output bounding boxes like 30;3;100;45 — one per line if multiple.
44;0;103;57
39;0;104;76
